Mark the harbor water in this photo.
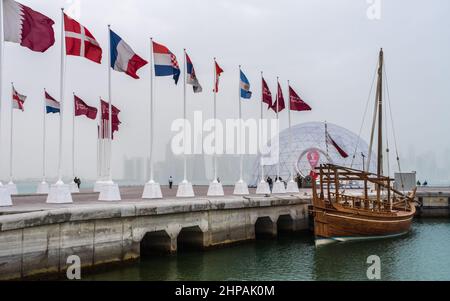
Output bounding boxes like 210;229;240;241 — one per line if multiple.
84;218;450;281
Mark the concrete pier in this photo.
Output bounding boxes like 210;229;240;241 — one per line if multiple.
0;186;311;280
416;187;450;217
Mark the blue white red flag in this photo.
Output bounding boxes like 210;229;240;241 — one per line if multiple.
240;70;252;99
45;91;60;114
186;52;202;93
110;30;148;79
153;41;180;84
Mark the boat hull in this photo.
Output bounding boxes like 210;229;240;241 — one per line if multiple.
313;206;415;246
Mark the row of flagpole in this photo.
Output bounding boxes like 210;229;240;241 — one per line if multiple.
0;3;314;207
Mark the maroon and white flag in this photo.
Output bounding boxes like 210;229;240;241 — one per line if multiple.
326;133;349;158
12;86;26;111
271;82;286;113
262;77;272;108
74;95;98;120
3;0;55;52
64;13;102;64
289;86;311;112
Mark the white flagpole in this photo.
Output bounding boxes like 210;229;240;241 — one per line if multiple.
238;65;243;182
107;25;112;182
72;93;75;180
43;90;47;181
260;71;265;183
183;49;187;183
0;0;4;186
149;38;154;183
213;58;217;183
287;80;292;180
9;83;13;184
276;77;280;181
96;98;100;180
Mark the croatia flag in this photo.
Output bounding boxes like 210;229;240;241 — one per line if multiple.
12;87;26;111
110;30;148;79
3;0;55;53
45;91;60;114
153;41;181;84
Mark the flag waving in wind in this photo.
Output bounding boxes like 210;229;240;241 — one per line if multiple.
74;95;98;120
214;60;224;93
289;86;311;112
240;70;252;99
64;13;102;64
153;41;181;84
326;132;349;158
3;0;55;52
186;52;202;93
12;86;26;111
271;82;285;113
262;77;272;107
45;91;60;114
110;30;148;79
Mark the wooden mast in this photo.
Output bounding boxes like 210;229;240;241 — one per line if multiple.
376;49;384;206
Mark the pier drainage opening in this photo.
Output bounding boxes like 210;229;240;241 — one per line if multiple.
177;226;204;251
277;215;295;234
140;230;174;256
255;217;277;239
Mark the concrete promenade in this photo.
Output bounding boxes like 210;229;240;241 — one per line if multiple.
0;186;311;280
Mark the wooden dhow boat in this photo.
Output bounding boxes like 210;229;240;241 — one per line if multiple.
311;49;417;246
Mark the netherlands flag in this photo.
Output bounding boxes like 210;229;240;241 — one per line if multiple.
153;41;180;84
45;91;60;114
110;30;148;79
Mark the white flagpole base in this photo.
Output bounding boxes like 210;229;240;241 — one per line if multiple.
207;181;224;197
176;180;195;198
70;181;80;193
46;181;73;204
98;181;121;201
272;180;287;194
6;182;18;196
94;180;107;193
233;180;249;195
36;181;50;194
0;186;13;207
286;180;300;194
256;181;271;195
142;180;163;199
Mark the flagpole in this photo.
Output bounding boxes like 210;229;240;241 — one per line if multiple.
0;0;4;186
9;83;13;184
72;92;76;186
43;90;47;181
213;58;217;183
287;80;292;180
260;71;265;183
276;77;280;181
183;49;187;182
107;25;113;182
238;65;243;182
57;8;66;183
149;38;154;183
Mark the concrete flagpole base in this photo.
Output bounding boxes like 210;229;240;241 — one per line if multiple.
98;181;121;201
0;185;13;207
286;180;300;194
176;180;195;198
93;180;106;193
207;180;224;197
272;180;287;194
142;180;162;199
6;182;18;196
233;180;249;195
256;181;271;195
36;181;50;194
46;181;73;204
70;181;80;193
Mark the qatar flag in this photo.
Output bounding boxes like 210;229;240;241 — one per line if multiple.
74;95;98;120
3;0;55;52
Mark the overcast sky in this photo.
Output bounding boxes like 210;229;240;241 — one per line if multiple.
1;0;450;184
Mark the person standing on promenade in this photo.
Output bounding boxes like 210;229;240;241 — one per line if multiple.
169;176;173;189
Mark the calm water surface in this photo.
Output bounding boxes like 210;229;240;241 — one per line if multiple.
85;219;450;281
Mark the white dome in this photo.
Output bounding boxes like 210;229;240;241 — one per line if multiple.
251;121;376;185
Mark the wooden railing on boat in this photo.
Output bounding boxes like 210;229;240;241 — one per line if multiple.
312;164;416;213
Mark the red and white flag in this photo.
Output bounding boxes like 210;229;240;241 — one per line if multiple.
64;13;102;64
3;0;55;52
271;82;285;113
214;61;224;93
262;77;273;108
12;86;26;111
326;133;349;158
74;95;98;120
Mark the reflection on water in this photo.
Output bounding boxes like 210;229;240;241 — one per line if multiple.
85;219;450;281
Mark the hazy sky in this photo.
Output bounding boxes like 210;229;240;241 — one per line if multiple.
1;0;450;183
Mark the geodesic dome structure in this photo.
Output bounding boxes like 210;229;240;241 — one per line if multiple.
250;121;376;185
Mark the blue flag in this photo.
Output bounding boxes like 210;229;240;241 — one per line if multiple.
240;70;252;99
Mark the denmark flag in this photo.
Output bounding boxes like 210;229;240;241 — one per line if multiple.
64;14;102;64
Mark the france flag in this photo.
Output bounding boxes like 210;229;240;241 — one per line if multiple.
110;30;148;79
